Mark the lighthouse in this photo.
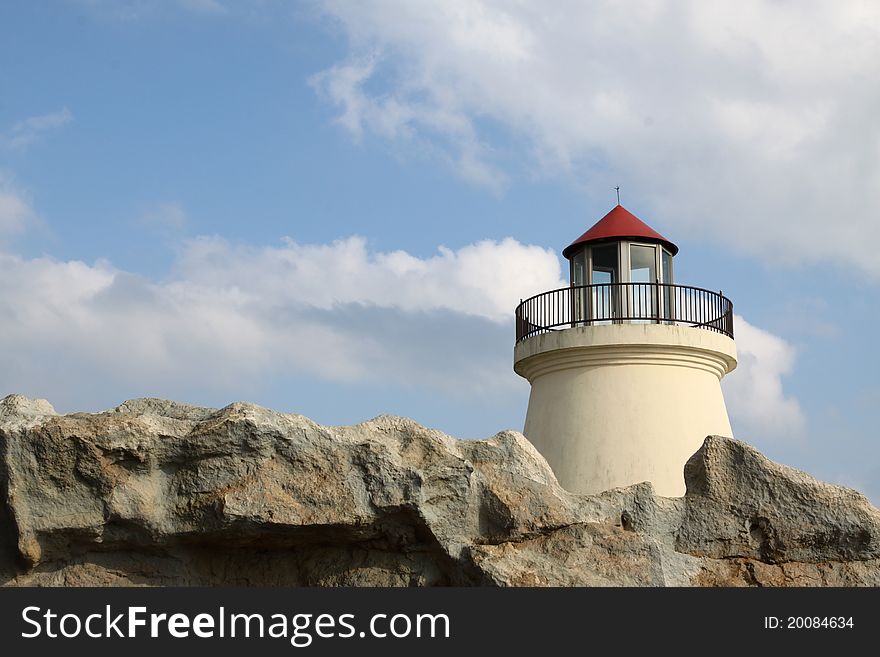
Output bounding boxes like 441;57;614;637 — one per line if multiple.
514;204;737;496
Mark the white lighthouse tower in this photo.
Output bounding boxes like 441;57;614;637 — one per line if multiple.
514;204;737;496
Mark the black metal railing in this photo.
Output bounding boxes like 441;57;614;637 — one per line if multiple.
515;283;733;342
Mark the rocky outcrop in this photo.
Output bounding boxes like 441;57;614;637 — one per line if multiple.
1;393;878;586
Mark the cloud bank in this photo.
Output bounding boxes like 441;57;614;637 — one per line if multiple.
312;0;880;277
0;235;560;407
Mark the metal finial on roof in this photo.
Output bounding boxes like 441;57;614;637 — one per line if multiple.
614;186;620;205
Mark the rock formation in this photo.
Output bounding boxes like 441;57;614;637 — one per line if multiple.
1;393;878;586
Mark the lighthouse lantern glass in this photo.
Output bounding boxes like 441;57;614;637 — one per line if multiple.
662;248;673;284
629;244;656;283
628;244;658;321
570;250;587;325
571;250;586;286
661;247;674;321
564;235;677;325
590;244;618;284
589;244;618;323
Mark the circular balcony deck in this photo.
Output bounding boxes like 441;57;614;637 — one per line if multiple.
515;283;734;344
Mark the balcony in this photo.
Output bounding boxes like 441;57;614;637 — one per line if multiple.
515;282;734;343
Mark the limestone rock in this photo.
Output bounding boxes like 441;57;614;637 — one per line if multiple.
677;436;880;563
1;394;878;586
0;394;56;429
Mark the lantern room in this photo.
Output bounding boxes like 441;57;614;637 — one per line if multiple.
558;204;680;325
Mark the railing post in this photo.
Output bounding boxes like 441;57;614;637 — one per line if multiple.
654;279;659;323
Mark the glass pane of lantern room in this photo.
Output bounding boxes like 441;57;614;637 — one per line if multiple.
661;249;673;322
629;244;657;321
590;244;618;323
571;250;586;325
571;250;586;285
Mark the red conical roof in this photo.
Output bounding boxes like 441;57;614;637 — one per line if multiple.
562;205;678;258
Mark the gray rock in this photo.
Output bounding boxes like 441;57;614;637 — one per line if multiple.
677;436;880;564
0;394;56;429
0;395;878;586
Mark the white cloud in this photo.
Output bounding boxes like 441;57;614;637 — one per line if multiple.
0;177;38;236
0;235;560;409
312;0;880;277
309;55;509;193
723;315;806;440
172;234;564;323
140;201;187;231
2;108;73;151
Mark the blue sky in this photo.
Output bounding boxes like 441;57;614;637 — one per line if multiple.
1;1;878;502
